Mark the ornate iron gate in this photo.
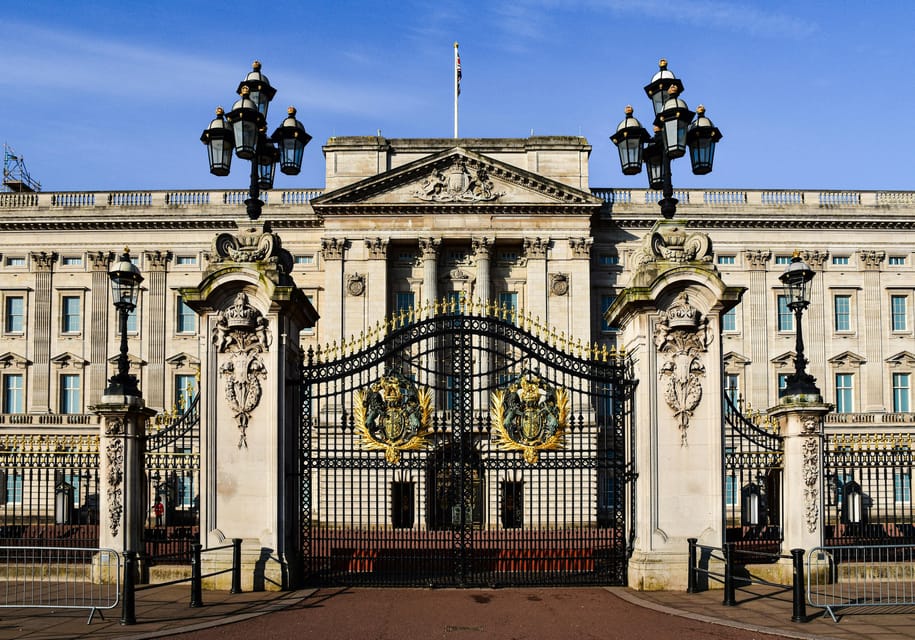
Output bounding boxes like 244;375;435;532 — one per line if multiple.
301;302;635;587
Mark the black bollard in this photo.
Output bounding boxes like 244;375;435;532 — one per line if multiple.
723;542;737;606
687;538;698;593
231;538;243;594
190;543;203;608
120;550;137;625
791;548;807;623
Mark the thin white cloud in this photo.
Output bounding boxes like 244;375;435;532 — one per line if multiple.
0;20;425;117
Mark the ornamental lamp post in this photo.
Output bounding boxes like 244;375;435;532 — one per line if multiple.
106;248;143;398
200;61;312;221
610;59;722;219
778;252;821;399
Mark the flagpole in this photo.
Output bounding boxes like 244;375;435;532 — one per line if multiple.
454;41;459;138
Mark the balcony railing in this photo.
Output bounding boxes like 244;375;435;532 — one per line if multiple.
825;412;915;426
1;188;914;211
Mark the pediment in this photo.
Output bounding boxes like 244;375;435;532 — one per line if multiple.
723;352;751;372
771;352;796;369
107;353;146;366
312;147;601;214
51;352;88;368
0;352;30;369
166;352;201;369
887;351;915;368
828;351;866;367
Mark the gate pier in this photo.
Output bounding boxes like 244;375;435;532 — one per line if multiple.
181;221;317;590
607;221;744;590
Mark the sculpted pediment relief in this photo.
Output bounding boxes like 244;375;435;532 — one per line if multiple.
312;148;601;211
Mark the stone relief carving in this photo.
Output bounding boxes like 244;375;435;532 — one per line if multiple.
801;416;822;533
800;249;828;270
212;224;294;275
549;273;569;297
654;292;710;445
634;223;712;267
743;249;771;269
413;160;501;203
212;292;271;449
365;238;388;259
569;238;592;258
105;417;124;538
347;273;366;297
858;249;885;270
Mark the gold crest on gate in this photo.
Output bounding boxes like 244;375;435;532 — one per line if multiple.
354;372;433;464
490;372;569;464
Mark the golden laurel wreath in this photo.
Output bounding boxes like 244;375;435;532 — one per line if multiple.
353;374;433;464
490;374;569;464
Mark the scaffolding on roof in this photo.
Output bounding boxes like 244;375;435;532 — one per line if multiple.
3;143;41;193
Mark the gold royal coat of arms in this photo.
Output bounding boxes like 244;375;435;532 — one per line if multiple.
490;372;569;464
354;372;433;464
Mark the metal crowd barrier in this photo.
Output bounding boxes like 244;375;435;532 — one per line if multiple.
807;544;915;622
0;546;120;624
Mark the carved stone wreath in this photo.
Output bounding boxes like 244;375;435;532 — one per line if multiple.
347;273;366;297
549;273;569;297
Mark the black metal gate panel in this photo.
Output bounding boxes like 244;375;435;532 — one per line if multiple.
302;305;634;587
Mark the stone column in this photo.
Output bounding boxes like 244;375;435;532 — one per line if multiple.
743;250;770;408
144;251;170;410
859;250;886;411
28;252;55;413
472;237;492;305
523;238;549;324
88;252;112;407
419;238;440;305
321;238;345;345
568;238;592;346
364;238;388;329
768;402;830;558
181;222;318;590
801;250;829;399
93;395;156;582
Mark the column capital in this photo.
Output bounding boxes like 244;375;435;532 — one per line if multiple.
321;237;347;261
30;251;57;272
144;250;171;271
365;237;388;259
800;249;829;270
858;249;885;270
523;237;549;259
89;251;113;272
471;237;493;258
569;237;592;258
743;249;770;269
419;237;441;259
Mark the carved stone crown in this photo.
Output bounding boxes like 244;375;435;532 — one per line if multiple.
666;293;701;330
223;295;260;330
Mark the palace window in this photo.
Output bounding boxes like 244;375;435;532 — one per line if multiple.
294;254;314;266
889;256;907;266
777;295;794;332
302;294;315;335
61;296;81;334
59;373;81;414
774;255;792;265
835;373;854;413
893;373;911;413
722;307;737;332
833;295;851;332
175;255;197;266
61;256;82;267
498;292;517;314
725;374;740;405
175;374;198;412
599;254;620;266
600;294;617;333
895;465;912;504
1;471;23;503
176;296;196;334
832;256;850;265
716;255;736;265
5;257;25;267
2;374;23;414
4;296;24;333
778;373;789;394
891;295;908;332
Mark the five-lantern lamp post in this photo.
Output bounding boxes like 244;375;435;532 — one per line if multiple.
200;61;312;221
778;253;821;399
106;248;144;398
610;59;722;219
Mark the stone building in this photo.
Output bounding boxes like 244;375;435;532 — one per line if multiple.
0;135;913;588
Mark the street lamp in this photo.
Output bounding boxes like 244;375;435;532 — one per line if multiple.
778;253;820;399
610;59;722;218
106;248;143;397
200;61;312;221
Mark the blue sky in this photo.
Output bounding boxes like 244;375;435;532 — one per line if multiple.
1;1;911;192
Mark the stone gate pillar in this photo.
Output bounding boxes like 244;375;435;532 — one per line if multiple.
180;220;317;590
607;221;744;590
